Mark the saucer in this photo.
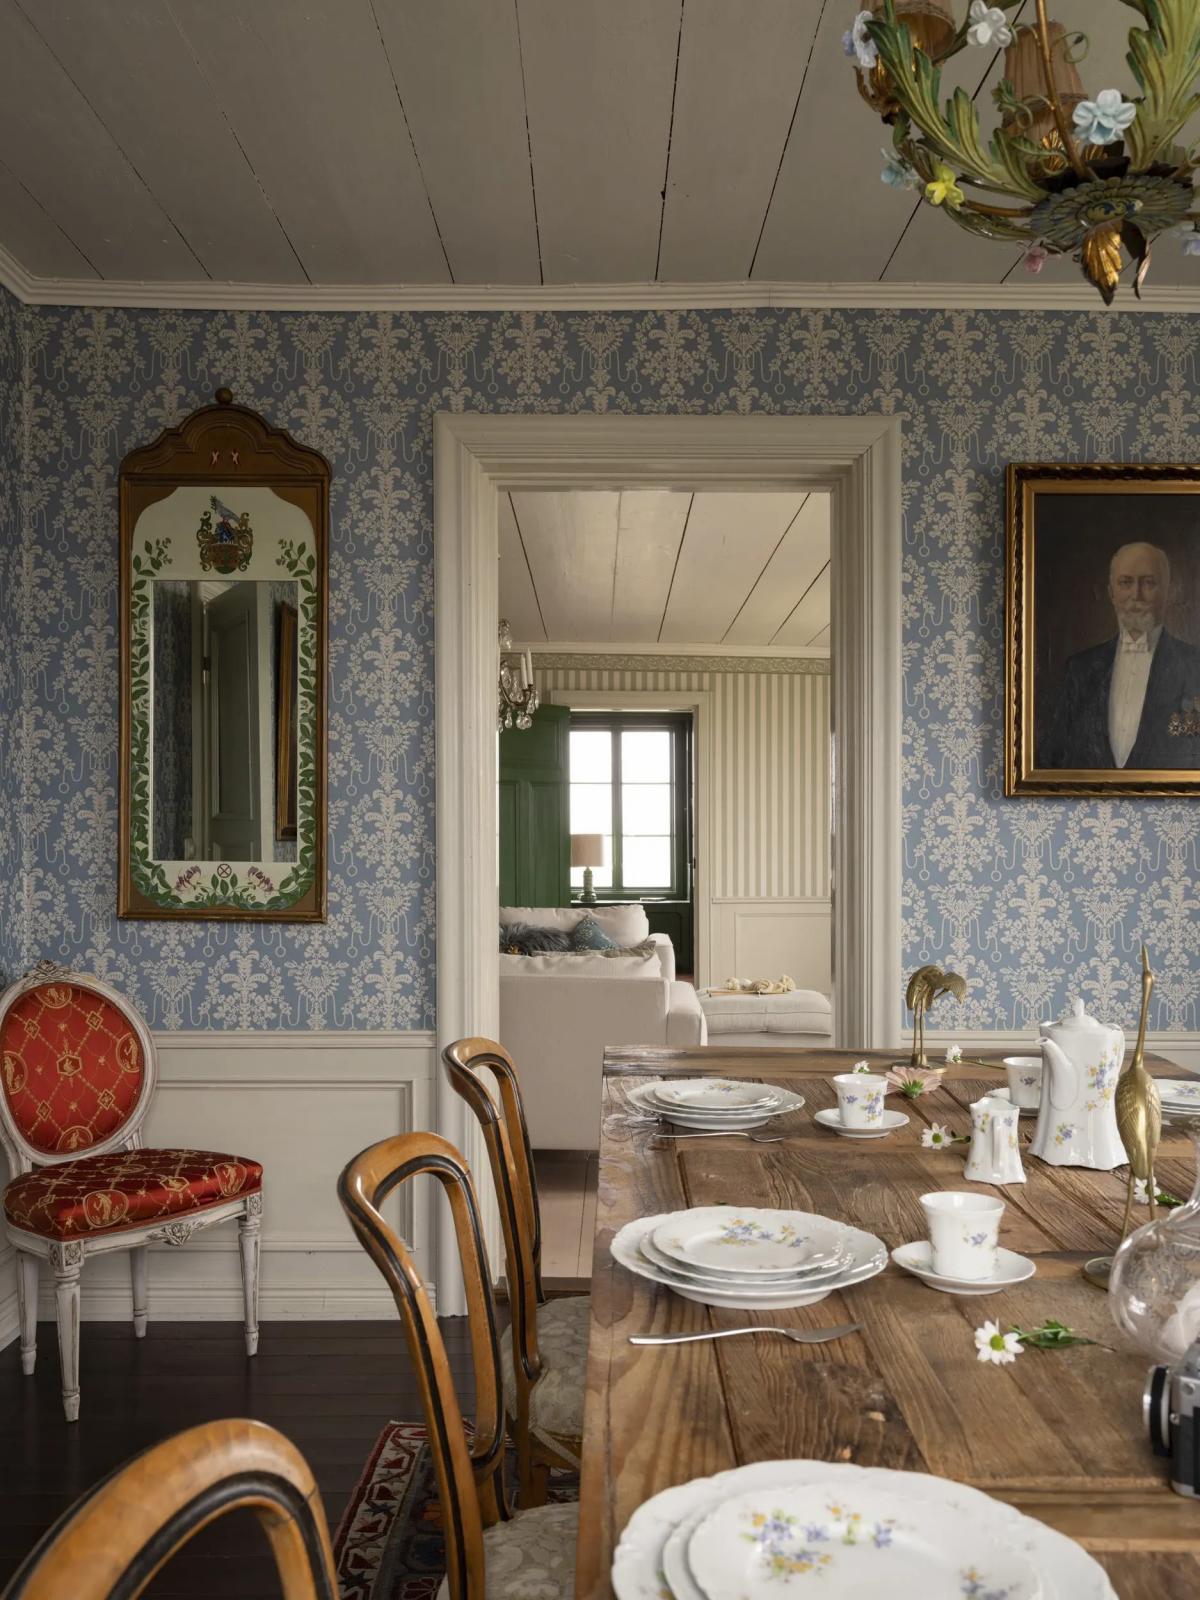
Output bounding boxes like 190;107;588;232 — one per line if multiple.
814;1106;909;1140
991;1087;1039;1118
891;1240;1036;1295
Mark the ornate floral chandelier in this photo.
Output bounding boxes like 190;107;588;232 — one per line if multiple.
497;620;539;731
846;1;1200;303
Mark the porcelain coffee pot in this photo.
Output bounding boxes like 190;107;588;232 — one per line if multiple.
1030;997;1126;1170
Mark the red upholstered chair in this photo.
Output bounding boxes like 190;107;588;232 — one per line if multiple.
0;964;264;1421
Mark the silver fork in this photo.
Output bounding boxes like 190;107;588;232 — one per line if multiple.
629;1321;861;1347
650;1129;785;1143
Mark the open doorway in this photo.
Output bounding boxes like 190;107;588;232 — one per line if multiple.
432;413;901;1312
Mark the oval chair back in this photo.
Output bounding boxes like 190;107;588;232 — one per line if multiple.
337;1131;508;1600
441;1037;544;1394
1;1418;336;1599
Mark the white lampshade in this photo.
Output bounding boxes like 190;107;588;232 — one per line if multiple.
570;833;607;869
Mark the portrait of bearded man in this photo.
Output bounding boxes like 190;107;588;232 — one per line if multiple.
1039;540;1200;770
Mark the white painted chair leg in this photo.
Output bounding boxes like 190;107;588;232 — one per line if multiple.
238;1200;261;1357
16;1251;38;1376
130;1245;149;1338
51;1252;82;1423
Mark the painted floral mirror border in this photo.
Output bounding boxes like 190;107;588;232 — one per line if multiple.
118;392;329;920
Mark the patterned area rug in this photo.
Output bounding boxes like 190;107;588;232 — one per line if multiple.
334;1422;577;1599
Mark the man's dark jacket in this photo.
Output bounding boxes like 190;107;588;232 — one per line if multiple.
1039;630;1200;769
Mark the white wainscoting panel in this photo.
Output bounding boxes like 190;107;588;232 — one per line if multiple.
0;1032;437;1341
710;898;832;994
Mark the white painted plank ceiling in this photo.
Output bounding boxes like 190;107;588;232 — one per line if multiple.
500;489;830;648
1;0;1196;294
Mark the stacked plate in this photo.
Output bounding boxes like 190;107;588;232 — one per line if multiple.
627;1076;805;1130
1157;1079;1200;1119
612;1205;886;1309
611;1458;1115;1599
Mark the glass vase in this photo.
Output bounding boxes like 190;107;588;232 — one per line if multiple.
1109;1123;1200;1363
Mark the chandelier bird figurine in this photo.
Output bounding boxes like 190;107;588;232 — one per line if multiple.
845;0;1200;303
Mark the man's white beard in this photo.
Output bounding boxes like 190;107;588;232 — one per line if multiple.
1116;605;1161;638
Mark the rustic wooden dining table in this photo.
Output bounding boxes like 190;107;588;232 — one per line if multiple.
575;1046;1200;1600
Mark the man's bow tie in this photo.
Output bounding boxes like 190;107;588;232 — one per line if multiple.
1121;636;1151;654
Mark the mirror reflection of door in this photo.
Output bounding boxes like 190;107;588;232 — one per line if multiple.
151;578;298;863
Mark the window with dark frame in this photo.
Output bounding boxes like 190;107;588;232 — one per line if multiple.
567;712;692;901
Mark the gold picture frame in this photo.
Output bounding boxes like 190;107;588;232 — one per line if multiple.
1006;461;1200;797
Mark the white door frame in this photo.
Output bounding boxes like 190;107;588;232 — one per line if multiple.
547;687;713;990
432;413;902;1311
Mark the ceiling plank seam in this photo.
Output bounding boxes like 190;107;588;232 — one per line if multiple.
656;491;693;643
720;492;809;643
654;0;686;283
769;558;828;646
368;0;454;284
0;153;101;280
509;493;549;640
747;0;830;280
512;0;544;287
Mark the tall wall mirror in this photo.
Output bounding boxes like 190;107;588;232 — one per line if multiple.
119;390;328;920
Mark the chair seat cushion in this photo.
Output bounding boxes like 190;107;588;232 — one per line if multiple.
4;1148;263;1240
501;1295;589;1461
436;1502;578;1600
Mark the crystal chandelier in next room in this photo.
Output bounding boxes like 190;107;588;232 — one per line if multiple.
845;1;1200;302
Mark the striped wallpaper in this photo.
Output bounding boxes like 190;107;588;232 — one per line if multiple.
532;656;831;900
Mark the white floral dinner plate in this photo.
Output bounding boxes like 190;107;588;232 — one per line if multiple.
814;1106;909;1140
652;1206;849;1276
891;1241;1036;1296
613;1214;886;1309
1157;1079;1200;1105
610;1459;1115;1600
648;1078;782;1112
683;1481;1041;1600
628;1081;805;1130
639;1228;854;1289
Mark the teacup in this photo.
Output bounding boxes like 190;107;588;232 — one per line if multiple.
1003;1055;1044;1114
833;1072;886;1129
920;1191;1005;1281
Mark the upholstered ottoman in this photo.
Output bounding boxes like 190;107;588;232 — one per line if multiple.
698;987;833;1048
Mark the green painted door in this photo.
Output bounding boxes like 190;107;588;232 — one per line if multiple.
499;704;570;907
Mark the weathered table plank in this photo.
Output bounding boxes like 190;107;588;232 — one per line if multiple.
576;1047;1200;1599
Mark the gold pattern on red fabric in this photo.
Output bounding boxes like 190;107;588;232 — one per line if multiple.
4;1148;264;1240
0;984;145;1154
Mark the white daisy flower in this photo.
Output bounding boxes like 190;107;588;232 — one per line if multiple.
975;1320;1023;1365
967;2;1014;48
922;1122;951;1148
945;1045;963;1064
852;1058;873;1073
1134;1176;1150;1205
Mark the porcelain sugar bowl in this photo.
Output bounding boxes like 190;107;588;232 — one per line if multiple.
1029;997;1126;1171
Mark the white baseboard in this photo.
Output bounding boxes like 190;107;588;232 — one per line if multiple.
0;1029;438;1346
923;1029;1200;1074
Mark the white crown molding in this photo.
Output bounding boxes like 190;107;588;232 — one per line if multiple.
2;238;1199;314
523;640;830;661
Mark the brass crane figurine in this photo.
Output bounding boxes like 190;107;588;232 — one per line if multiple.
1116;944;1163;1241
904;964;967;1068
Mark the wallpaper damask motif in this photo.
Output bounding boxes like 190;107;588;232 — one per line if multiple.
3;302;1200;1030
0;285;20;995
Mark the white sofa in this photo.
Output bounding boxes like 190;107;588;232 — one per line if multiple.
498;905;705;1150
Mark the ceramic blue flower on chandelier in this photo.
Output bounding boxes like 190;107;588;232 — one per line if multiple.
843;9;877;72
880;148;920;190
1072;89;1137;147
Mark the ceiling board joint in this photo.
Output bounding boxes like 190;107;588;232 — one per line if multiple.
720;492;809;643
747;0;829;279
656;491;693;643
512;0;544;287
654;1;686;284
769;557;829;646
509;493;548;640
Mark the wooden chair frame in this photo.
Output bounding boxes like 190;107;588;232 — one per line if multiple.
0;965;261;1420
1;1418;335;1599
337;1130;510;1600
442;1037;579;1506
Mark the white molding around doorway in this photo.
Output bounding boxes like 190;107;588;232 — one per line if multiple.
433;413;902;1310
547;688;714;989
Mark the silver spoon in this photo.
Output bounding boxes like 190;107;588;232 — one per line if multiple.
630;1321;861;1347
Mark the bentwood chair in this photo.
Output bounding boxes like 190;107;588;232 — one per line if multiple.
442;1038;587;1507
1;1418;336;1599
0;964;263;1420
338;1131;578;1600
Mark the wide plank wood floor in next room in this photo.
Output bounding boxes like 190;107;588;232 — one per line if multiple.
535;1152;599;1287
0;1319;475;1599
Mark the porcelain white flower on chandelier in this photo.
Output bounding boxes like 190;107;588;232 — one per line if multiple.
843;9;877;71
1072;89;1138;146
975;1321;1024;1366
967;3;1013;48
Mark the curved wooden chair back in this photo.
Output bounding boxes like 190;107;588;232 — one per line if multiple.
441;1038;545;1395
337;1130;508;1600
2;1418;336;1599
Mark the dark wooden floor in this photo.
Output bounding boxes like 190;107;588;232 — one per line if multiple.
0;1318;476;1598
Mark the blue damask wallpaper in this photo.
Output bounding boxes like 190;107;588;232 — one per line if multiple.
2;297;1199;1030
0;286;20;995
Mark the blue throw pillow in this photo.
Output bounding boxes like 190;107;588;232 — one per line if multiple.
500;922;572;955
571;913;617;951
